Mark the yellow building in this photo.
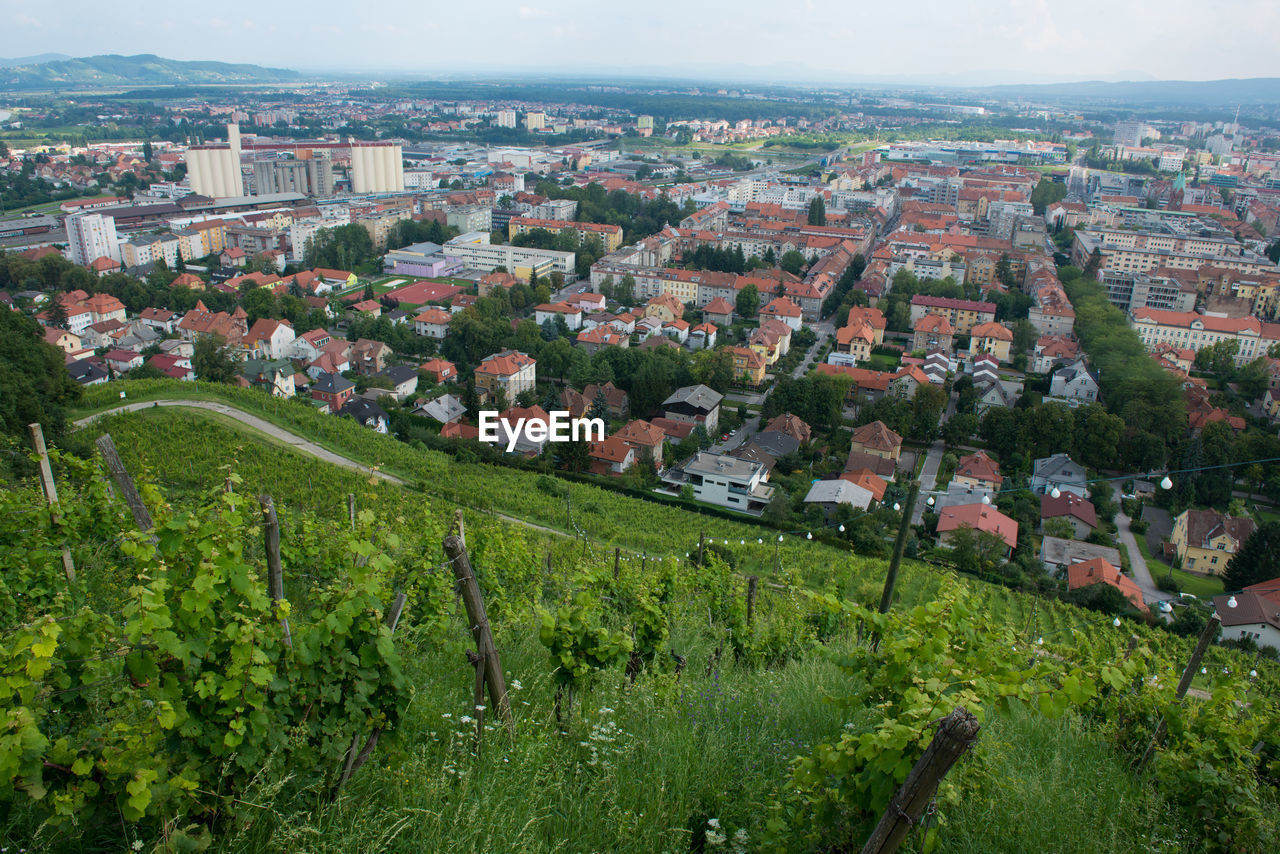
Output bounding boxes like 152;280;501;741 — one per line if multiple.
727;346;766;385
508;217;623;252
1170;509;1255;575
190;219;227;255
970;321;1014;362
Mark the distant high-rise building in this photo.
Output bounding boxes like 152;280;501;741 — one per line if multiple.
637;114;654;138
525;112;546;131
1113;120;1151;147
66;212;120;266
253;156;335;197
496;109;517;128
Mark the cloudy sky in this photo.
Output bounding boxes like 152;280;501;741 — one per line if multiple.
4;0;1278;85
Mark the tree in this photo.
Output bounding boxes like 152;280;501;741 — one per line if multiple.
1222;521;1280;591
0;309;81;441
616;274;636;305
45;299;69;330
1082;248;1102;281
995;254;1018;290
780;250;806;277
1030;178;1067;215
807;196;827;226
192;335;238;384
736;283;759;319
1066;581;1134;616
142;140;154;162
1043;517;1076;539
589;387;610;422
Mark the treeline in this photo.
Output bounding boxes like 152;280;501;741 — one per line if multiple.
530;180;696;244
1060;267;1185;469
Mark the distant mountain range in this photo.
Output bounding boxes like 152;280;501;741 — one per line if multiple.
0;54;72;68
0;54;301;90
966;77;1280;107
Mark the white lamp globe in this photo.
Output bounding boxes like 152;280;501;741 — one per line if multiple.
1160;475;1173;490
1050;486;1061;499
1113;617;1122;627
1227;595;1238;608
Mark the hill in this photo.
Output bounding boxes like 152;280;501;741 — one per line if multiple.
0;53;71;68
0;380;1275;851
0;53;301;91
969;77;1280;106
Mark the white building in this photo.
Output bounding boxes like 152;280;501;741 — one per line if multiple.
66;213;120;266
496;110;517;128
663;452;775;515
444;232;574;277
350;142;405;194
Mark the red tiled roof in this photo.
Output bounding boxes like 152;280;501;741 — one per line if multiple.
1067;559;1148;613
937;503;1019;550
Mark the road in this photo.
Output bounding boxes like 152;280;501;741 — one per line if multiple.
791;320;835;379
72;399;572;539
912;440;946;524
1111;481;1169;616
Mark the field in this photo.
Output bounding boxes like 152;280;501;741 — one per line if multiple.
2;381;1275;852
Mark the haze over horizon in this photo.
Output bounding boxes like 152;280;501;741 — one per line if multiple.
4;0;1279;88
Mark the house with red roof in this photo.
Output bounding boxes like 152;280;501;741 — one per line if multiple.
242;318;295;360
420;358;457;384
1040;491;1098;539
703;297;735;326
1068;558;1148;613
613;419;666;466
937;503;1019;553
475;350;536;402
760;296;803;331
414;308;453;339
954;451;1002;491
104;348;143;374
589;435;635;476
912;313;954;353
350;299;382;317
147;353;195;381
850;421;902;461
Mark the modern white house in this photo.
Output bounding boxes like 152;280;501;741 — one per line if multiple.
662;452;774;515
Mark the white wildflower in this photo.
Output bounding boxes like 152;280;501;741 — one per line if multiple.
459;715;474;724
707;818;720;829
511;680;523;691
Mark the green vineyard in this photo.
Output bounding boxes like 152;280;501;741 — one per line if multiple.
0;384;1276;852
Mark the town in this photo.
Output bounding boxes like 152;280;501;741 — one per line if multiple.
2;49;1280;853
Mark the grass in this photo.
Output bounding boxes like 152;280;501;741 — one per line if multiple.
1132;533;1225;598
864;353;902;372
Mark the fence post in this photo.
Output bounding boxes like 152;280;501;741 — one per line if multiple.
444;533;515;736
746;576;759;627
860;707;981;854
698;531;705;565
259;495;292;648
347;493;356;530
95;433;154;535
878;480;920;614
614;547;621;579
29;423;76;585
1138;615;1219;770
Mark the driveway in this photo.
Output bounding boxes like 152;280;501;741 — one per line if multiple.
911;440;946;524
1111;483;1168;616
791;320;834;379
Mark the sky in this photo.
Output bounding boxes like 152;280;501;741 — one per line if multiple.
4;0;1279;86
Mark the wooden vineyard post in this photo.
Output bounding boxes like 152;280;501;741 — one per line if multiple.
443;527;515;737
259;495;292;648
614;547;621;579
878;480;920;615
860;707;981;854
29;423;76;585
1138;615;1219;771
347;493;356;530
746;576;759;627
698;531;705;565
95;434;154;535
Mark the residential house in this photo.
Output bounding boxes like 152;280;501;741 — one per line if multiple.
350;299;382;318
689;322;718;351
663;318;690;344
67;358;110;385
1170;509;1255;575
496;406;553;456
804;479;876;513
644;293;684;323
1040;537;1123;574
475;350;536;403
849;420;902;461
909;295;997;334
1041;492;1099;539
937;503;1019;554
349;339;392;375
1031;454;1088;498
589;435;635;475
576;325;628;354
761;413;812;446
290;328;333;362
139;307;178;334
661;451;774;515
104;349;143;374
912;314;954;353
534;302;584;331
614;419;666;466
970;321;1013;362
703;297;735;326
728;346;767;385
414;393;467;424
420;357;458;384
242;318;295;360
414;308;453;339
975;378;1018;415
42;327;82;355
241;358;296;398
147;353;195;381
340;398;390;433
760;296;803;332
1213;593;1280;651
377;365;420;400
953;450;1002;491
1032;335;1080;374
662;384;723;433
1049;358;1099;405
583;382;630;419
1068;559;1148;613
311;372;356;411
